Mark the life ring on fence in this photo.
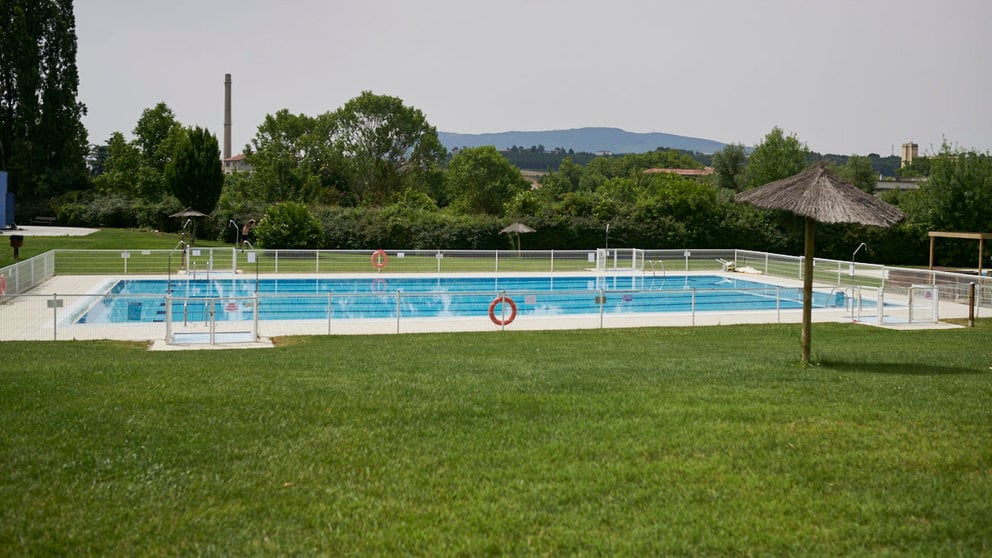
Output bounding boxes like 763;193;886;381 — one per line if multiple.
371;249;388;269
488;295;517;326
0;275;6;295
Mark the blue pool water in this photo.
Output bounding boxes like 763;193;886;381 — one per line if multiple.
77;275;847;324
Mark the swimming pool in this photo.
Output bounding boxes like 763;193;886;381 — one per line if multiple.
76;275;848;324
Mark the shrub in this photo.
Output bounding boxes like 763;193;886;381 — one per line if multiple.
254;202;323;249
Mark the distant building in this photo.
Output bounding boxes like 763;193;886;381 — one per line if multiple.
643;167;715;177
223;154;252;174
901;142;918;168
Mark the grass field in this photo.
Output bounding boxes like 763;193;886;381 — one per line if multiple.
1;322;990;555
0;229;227;269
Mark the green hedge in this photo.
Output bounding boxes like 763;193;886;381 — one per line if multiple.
48;194;942;265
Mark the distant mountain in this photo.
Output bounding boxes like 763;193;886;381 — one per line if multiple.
438;127;726;155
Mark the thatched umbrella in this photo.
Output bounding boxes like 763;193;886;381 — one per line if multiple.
500;222;536;256
169;207;208;246
736;161;904;363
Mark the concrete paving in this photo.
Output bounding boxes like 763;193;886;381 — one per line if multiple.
0;270;979;348
0;225;99;237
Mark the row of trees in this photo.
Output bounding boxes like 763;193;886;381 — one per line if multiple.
33;88;992;266
0;0;89;205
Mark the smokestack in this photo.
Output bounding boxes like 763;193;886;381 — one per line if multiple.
223;73;232;160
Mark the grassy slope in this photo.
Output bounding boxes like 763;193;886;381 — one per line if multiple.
1;323;990;555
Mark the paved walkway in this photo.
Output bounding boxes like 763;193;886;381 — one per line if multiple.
1;225;99;237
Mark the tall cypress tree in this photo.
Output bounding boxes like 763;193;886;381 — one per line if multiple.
165;126;223;215
0;0;89;204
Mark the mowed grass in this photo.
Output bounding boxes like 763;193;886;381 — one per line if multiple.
0;228;227;268
1;323;990;555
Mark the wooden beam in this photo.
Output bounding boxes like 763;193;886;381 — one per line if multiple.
928;231;992;272
802;218;815;365
928;231;992;240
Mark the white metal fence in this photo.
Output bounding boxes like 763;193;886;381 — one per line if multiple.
1;247;988;343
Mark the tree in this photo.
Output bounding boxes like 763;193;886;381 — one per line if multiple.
742;127;809;189
711;143;747;191
132;102;181;172
331;91;446;206
92;132;141;196
835;154;876;193
245;109;320;202
164;126;224;214
908;145;992;234
244;109;346;203
445;146;530;215
0;0;89;202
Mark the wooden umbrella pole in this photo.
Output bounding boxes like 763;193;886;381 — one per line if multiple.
802;217;815;364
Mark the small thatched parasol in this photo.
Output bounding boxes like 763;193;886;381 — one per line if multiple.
736;161;904;363
500;222;536;256
169;207;208;246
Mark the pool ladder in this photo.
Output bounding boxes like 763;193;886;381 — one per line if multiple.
647;260;666;277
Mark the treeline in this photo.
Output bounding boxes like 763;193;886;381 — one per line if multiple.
499;144;904;180
498;146;598;170
51;95;992;267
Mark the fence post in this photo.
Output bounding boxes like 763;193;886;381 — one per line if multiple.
776;286;781;323
327;292;333;335
396;290;401;334
691;287;696;326
209;299;216;345
975;284;982;320
165;294;172;343
908;288;914;323
52;293;58;341
599;288;605;329
253;294;260;341
877;286;885;324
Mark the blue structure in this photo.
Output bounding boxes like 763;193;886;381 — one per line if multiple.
0;171;7;229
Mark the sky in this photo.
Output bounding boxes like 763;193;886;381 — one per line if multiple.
74;0;991;157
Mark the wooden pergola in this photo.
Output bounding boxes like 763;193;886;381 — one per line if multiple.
928;231;992;274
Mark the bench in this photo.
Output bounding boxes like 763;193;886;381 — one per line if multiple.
31;216;56;225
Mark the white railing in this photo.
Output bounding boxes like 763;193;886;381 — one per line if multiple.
2;247;988;342
0;251;55;295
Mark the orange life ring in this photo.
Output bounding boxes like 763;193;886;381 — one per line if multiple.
488;295;517;326
0;275;6;295
371;249;388;269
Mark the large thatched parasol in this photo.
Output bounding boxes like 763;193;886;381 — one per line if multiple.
736;161;904;363
500;222;536;256
169;207;208;246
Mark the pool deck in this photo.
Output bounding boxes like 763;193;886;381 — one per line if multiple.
0;271;976;348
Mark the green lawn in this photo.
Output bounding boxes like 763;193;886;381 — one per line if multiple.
0;228;227;269
2;323;990;555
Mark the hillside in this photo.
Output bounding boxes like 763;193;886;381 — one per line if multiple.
438;127;726;155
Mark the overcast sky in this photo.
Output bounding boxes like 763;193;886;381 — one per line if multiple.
75;0;990;157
